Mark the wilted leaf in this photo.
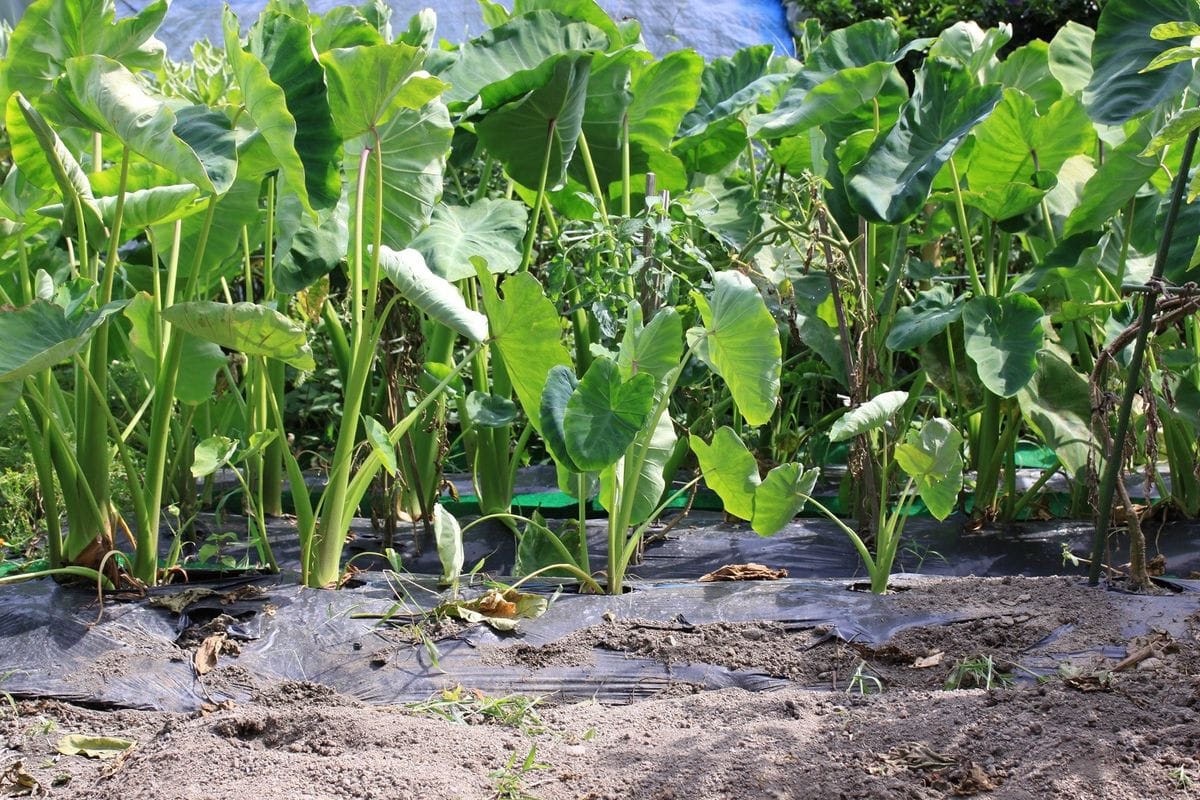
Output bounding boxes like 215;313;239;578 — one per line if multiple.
439;588;548;632
698;563;788;582
193;633;226;676
56;735;135;759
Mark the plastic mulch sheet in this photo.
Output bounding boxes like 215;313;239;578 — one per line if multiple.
1;572;1197;712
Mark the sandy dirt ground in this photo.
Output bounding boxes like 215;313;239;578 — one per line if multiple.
2;576;1198;800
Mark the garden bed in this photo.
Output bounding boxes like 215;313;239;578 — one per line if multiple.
1;575;1198;799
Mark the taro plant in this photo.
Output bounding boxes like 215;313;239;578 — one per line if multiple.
169;5;490;589
479;269;785;594
0;0;250;586
696;384;964;594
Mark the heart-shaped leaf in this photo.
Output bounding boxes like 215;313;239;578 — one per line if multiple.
691;426;759;521
963;294;1044;398
477;53;592;190
563;358;655;471
410;199;527;280
0;300;126;382
540;365;582;472
886;285;966;351
846;58;1002;224
894;418;964;520
692;271;781;427
476;270;574;435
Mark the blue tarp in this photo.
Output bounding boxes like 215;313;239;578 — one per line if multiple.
108;0;794;58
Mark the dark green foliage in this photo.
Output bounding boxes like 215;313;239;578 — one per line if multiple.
792;0;1103;47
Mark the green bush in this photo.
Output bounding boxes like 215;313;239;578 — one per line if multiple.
790;0;1103;47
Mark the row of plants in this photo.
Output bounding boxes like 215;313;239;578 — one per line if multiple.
0;0;1197;597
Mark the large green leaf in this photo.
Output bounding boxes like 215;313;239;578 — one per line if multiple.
1063;125;1158;238
476;270;573;435
692;425;817;535
7;93;104;240
598;412;678;526
928;21;1010;77
124;292;225;405
894;418;964;521
679;45;780;138
691;271;781;426
886;284;966;351
828;391;908;442
1017;349;1094;477
963;294;1044;397
566;48;700;193
691;425;758;521
246;7;342;214
994;41;1063;113
617;306;683;385
312;4;386;51
439;11;608;107
965;90;1093;219
161;301;315;371
346;99;452;250
540;364;582;472
563;358;655;471
222;8;317;216
812;18;906;69
273;188;350;294
751;462;818;537
749;62;894;140
1048;21;1095;96
409;199;527;280
171;106;239;195
63;56;229;194
477;53;591;190
0;300;125;382
749;20;911;140
5;0;166;100
39;184;201;231
376;246;488;344
321;43;444;138
514;0;623;45
1083;0;1199;125
626;50;704;157
846;59;1002;224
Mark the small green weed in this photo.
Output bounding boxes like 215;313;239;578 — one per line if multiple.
408;686;545;734
489;744;549;800
944;655;1013;690
845;660;884;695
1169;766;1195;790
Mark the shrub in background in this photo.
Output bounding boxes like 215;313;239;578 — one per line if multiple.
787;0;1103;46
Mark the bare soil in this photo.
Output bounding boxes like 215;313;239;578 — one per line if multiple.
3;576;1199;800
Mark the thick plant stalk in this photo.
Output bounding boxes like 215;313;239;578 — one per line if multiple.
1089;127;1199;586
519;120;557;272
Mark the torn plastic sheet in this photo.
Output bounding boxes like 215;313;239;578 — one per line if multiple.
0;574;1196;713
